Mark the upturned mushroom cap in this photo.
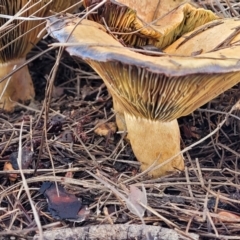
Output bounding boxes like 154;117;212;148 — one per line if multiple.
48;16;240;177
48;17;240;121
0;0;80;111
83;0;218;49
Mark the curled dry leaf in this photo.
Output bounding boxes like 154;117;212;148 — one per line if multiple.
127;185;147;217
215;211;240;223
77;205;90;223
3;161;18;182
40;182;89;222
94;121;117;137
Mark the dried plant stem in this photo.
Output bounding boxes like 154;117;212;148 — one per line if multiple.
17;121;43;238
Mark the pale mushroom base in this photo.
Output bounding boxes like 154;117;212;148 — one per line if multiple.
0;59;34;112
112;96;127;132
124;113;184;178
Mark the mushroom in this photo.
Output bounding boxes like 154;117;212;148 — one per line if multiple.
48;16;240;177
0;0;80;111
82;0;219;131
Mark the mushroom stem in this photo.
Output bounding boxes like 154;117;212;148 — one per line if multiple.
124;113;184;177
0;58;34;111
112;96;127;132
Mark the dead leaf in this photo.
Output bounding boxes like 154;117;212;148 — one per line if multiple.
126;185;147;217
215;211;240;223
77;205;90;223
48;115;64;133
10;148;34;170
94;122;117;137
182;125;200;139
40;182;87;222
59;130;74;143
52;85;64;98
3;161;18;182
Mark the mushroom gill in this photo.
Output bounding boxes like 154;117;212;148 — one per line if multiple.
47;17;240;177
0;0;80;111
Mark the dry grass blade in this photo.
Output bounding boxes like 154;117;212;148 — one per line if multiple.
17;120;43;238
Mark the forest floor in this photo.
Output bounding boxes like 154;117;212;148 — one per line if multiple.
1;1;240;239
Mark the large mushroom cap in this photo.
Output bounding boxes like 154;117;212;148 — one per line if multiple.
48;17;240;122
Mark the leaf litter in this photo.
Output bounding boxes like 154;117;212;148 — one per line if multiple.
39;182;89;222
1;0;240;239
127;185;147;217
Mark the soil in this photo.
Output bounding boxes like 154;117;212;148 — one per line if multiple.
1;1;240;239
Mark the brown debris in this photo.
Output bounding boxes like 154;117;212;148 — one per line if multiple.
94;121;117;137
215;211;240;223
1;1;240;240
3;161;17;182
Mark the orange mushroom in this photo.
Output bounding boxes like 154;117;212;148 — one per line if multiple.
48;16;240;178
82;0;219;131
0;0;81;111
